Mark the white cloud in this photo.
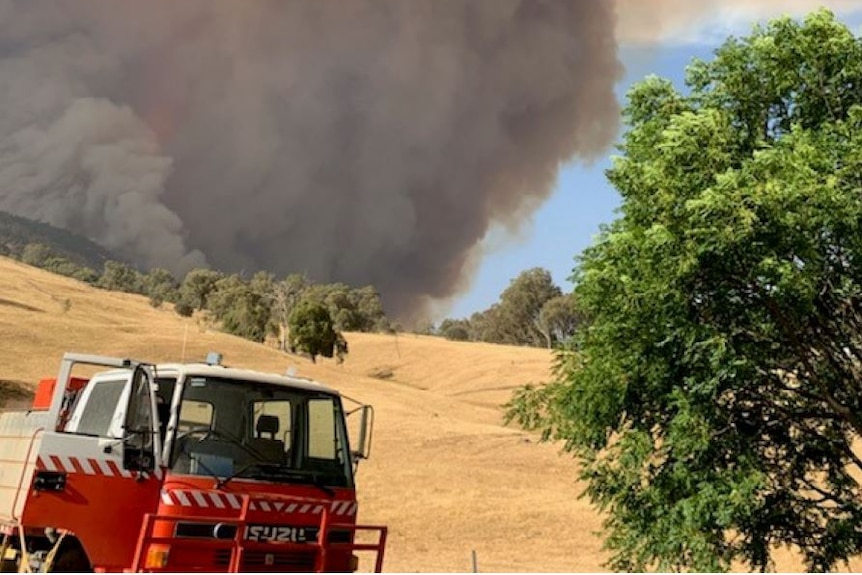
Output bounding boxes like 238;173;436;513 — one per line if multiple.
617;0;862;45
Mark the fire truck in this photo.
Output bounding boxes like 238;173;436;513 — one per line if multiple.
0;352;387;572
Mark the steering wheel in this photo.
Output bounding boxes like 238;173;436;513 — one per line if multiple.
175;426;223;443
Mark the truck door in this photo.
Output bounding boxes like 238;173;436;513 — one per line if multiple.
21;367;163;570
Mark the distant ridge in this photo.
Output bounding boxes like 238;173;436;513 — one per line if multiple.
0;210;120;271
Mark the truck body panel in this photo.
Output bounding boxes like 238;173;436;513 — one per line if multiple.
0;352;385;572
0;411;50;522
21;430;161;570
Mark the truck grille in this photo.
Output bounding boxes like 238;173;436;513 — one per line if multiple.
213;549;317;571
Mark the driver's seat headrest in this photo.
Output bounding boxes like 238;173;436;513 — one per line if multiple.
256;414;280;437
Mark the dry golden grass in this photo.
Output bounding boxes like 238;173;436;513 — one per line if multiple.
0;257;600;572
0;255;859;572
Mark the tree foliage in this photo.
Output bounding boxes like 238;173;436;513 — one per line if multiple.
495;267;562;347
207;272;273;342
303;283;389;332
268;273;311;351
536;293;582;348
439;268;575;347
20;243;100;283
144;268;179;308
507;11;862;572
97;261;144;293
287;300;348;363
179;268;223;311
438;318;471;341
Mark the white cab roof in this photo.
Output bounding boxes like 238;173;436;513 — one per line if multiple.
94;362;338;395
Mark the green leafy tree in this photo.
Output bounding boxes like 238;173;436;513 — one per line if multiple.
174;300;194;317
438;269;562;346
438;318;471;341
268;273;311;351
207;274;271;342
69;265;99;284
301;282;390;333
310;283;358;331
97;261;144;293
179;268;223;311
20;243;53;267
18;242;98;283
536;293;582;348
467;307;502;343
507;11;862;572
350;285;389;332
288;300;348;363
496;268;561;346
145;268;179;308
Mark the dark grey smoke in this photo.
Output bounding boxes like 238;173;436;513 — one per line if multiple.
0;1;622;318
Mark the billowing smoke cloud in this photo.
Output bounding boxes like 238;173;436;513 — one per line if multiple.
0;98;207;271
9;1;849;319
0;0;625;317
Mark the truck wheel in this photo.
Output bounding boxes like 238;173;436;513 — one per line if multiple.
0;535;15;573
48;543;91;573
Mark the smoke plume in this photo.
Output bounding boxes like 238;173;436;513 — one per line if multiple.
8;1;849;318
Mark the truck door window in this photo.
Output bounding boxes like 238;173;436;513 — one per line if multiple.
307;398;339;461
75;379;125;437
124;369;155;470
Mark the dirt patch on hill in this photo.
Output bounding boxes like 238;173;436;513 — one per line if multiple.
0;379;34;409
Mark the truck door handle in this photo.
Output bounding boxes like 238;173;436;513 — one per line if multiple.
33;470;66;492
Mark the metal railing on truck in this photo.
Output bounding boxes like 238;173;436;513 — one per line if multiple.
128;492;387;573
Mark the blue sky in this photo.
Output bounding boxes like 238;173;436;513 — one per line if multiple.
446;5;862;320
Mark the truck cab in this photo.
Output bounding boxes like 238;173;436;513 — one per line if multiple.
0;352;385;572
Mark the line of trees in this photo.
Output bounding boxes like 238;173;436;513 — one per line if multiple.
8;242;390;363
10;241;582;355
436;267;582;348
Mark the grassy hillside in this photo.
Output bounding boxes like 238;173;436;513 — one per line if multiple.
0;210;118;270
0;255;856;572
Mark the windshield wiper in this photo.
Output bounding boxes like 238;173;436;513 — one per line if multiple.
224;466;336;498
215;461;282;489
286;470;336;498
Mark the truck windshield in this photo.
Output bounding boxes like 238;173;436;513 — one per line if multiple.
170;376;353;488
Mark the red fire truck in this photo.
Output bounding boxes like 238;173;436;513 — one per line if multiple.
0;352;386;572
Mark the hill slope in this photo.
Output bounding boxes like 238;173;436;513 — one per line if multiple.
0;256;599;571
0;255;853;572
0;210;118;270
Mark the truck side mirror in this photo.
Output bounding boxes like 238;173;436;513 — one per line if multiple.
352;405;374;462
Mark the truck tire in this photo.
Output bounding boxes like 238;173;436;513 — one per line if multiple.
0;535;15;573
49;542;91;573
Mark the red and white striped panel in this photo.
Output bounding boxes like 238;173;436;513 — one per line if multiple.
160;489;358;517
36;455;162;479
37;455;132;478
